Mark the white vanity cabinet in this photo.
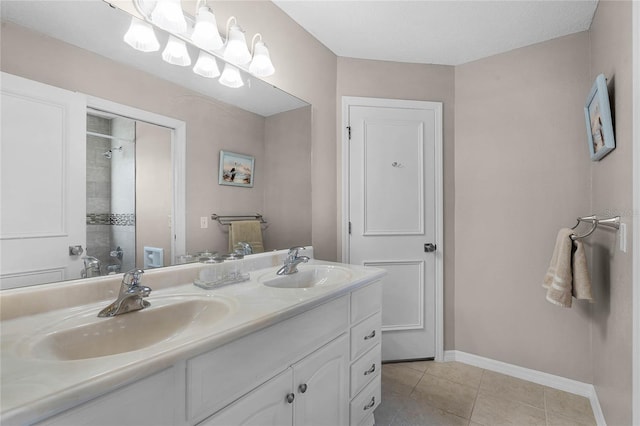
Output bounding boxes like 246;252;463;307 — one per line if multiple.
24;278;383;426
202;335;349;426
348;281;382;426
35;366;184;426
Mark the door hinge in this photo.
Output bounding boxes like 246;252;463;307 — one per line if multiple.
347;126;351;140
348;221;352;235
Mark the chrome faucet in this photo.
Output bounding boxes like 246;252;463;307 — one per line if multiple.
81;256;101;278
277;246;310;275
98;268;152;317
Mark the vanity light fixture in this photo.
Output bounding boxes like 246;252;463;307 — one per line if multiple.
127;0;275;88
162;35;191;66
150;0;187;34
249;34;275;77
223;17;252;65
191;5;224;51
219;63;244;88
193;51;220;78
123;17;160;52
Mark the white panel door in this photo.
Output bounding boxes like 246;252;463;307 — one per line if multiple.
347;99;441;361
1;73;86;289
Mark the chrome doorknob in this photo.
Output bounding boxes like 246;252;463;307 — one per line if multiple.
424;243;437;253
286;393;295;404
69;245;84;256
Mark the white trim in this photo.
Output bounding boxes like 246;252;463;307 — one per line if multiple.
86;96;186;262
341;96;444;362
632;1;640;425
444;350;606;426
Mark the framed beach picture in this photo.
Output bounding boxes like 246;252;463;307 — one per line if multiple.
584;73;615;161
219;150;255;188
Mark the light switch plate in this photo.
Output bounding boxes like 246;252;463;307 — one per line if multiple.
200;217;208;229
619;223;627;252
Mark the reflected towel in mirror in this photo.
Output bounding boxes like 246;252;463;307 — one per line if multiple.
228;220;264;254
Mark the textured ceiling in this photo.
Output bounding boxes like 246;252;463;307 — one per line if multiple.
272;0;599;65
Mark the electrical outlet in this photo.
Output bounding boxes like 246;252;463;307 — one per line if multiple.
200;217;208;229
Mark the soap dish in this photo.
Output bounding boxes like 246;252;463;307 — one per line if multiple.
194;273;250;290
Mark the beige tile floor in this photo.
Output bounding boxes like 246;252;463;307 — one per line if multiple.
374;361;597;426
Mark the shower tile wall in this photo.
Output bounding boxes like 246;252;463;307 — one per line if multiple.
86;115;136;274
86;115;112;269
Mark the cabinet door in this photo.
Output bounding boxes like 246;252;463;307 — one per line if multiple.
293;335;349;426
200;369;293;426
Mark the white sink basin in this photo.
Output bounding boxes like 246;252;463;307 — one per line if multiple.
259;265;353;289
27;296;233;360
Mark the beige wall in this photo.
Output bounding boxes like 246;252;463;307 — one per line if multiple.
196;1;338;261
263;106;313;251
588;1;634;424
336;57;456;349
136;122;172;267
454;32;594;381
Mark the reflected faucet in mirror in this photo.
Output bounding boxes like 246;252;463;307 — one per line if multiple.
98;269;151;317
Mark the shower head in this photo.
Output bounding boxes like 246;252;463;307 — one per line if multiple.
102;146;122;159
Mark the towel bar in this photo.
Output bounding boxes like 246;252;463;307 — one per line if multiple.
210;213;267;226
570;215;620;240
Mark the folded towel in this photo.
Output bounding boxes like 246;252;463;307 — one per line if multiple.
228;220;264;254
543;228;593;307
572;239;593;301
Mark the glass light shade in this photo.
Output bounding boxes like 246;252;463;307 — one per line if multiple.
191;7;224;51
151;0;187;34
223;25;252;65
193;51;220;78
249;41;275;77
162;36;191;66
123;17;160;52
218;64;244;88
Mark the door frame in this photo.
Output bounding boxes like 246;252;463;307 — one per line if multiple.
341;96;444;362
86;96;186;262
632;1;639;423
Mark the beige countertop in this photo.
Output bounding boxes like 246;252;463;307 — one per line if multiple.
0;251;385;425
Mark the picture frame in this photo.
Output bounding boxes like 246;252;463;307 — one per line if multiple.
584;73;615;161
218;150;254;188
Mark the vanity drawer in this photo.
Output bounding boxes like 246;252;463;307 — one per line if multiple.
350;311;381;360
350;343;381;397
350;374;381;426
350;281;381;324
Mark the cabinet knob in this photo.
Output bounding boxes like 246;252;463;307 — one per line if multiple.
364;396;375;410
364;330;376;340
286;393;295;404
364;364;376;375
298;383;308;394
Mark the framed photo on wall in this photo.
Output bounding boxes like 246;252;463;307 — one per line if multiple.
219;150;254;188
584;73;615;161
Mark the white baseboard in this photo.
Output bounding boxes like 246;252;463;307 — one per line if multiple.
444;350;606;426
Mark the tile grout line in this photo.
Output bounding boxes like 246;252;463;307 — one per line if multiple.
468;368;486;425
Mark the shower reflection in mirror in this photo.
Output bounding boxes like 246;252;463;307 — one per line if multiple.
85;110;172;277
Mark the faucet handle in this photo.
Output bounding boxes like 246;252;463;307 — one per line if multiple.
123;268;144;286
288;246;306;258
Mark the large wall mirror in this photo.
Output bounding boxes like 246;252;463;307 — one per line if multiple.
0;0;312;289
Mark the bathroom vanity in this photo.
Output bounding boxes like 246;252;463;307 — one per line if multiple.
0;249;384;426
